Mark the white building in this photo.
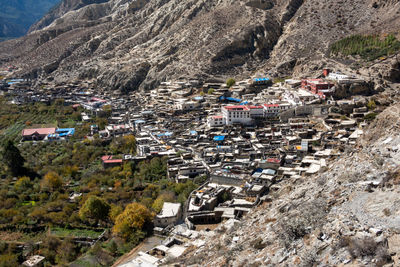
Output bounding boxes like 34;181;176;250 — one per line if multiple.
328;72;349;81
23;255;45;267
327;72;364;84
263;103;291;117
154;202;182;228
175;99;200;111
222;105;252;125
207;115;226;127
249;105;264;118
105;124;132;137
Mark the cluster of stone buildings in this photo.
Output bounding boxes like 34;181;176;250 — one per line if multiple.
1;69;375;266
100;71;374;266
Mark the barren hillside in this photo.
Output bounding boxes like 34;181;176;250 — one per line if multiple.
1;0;400;91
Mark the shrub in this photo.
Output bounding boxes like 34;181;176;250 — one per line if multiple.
41;171;63;192
367;100;376;110
250;237;267;250
383;208;391;217
14;176;32;192
277;198;327;248
365;112;377;121
0;254;18;266
226;78;236;88
343;236;391;264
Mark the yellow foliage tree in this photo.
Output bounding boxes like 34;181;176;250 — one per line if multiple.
41;171;63;192
14;176;31;192
112;203;154;241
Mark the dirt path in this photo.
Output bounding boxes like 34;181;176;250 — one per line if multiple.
112;236;164;267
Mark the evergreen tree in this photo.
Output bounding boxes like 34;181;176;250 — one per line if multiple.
2;140;25;176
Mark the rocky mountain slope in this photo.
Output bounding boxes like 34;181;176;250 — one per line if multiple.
0;0;60;39
1;0;400;91
170;96;400;266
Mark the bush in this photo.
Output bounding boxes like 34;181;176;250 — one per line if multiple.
226;78;236;88
41;171;62;192
367;100;376;110
365;112;377;121
277;198;327;248
0;254;18;266
339;236;391;264
250;237;267;250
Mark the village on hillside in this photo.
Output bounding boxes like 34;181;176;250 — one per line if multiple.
0;67;379;266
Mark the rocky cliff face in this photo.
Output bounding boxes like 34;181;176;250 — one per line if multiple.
1;0;400;91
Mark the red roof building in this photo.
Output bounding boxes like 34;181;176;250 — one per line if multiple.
22;128;56;141
301;79;334;94
101;155;123;168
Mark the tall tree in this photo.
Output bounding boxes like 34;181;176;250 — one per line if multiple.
112;203;154;241
79;196;110;224
2;140;25;176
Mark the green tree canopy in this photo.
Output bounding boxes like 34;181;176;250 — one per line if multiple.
226;78;236;88
2;140;25;176
79;196;111;223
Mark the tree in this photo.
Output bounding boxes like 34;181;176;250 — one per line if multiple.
112;203;154;241
41;171;63;192
207;88;215;95
109;204;123;223
56;238;76;263
14;176;31;192
2;140;25;176
226;78;236;88
123;135;136;154
151;192;176;213
79;196;110;223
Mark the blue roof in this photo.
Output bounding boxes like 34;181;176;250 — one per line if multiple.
158;132;173;137
253;168;263;173
190;130;198;135
225;97;241;102
213;135;225;141
193;96;204;101
253;78;270;82
219;96;241;103
240;101;249;105
135;120;146;124
7;79;24;85
56;128;75;137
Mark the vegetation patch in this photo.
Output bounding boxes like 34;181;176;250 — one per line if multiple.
51;228;104;239
330;34;400;61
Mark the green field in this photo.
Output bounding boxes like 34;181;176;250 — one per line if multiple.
51;227;104;239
